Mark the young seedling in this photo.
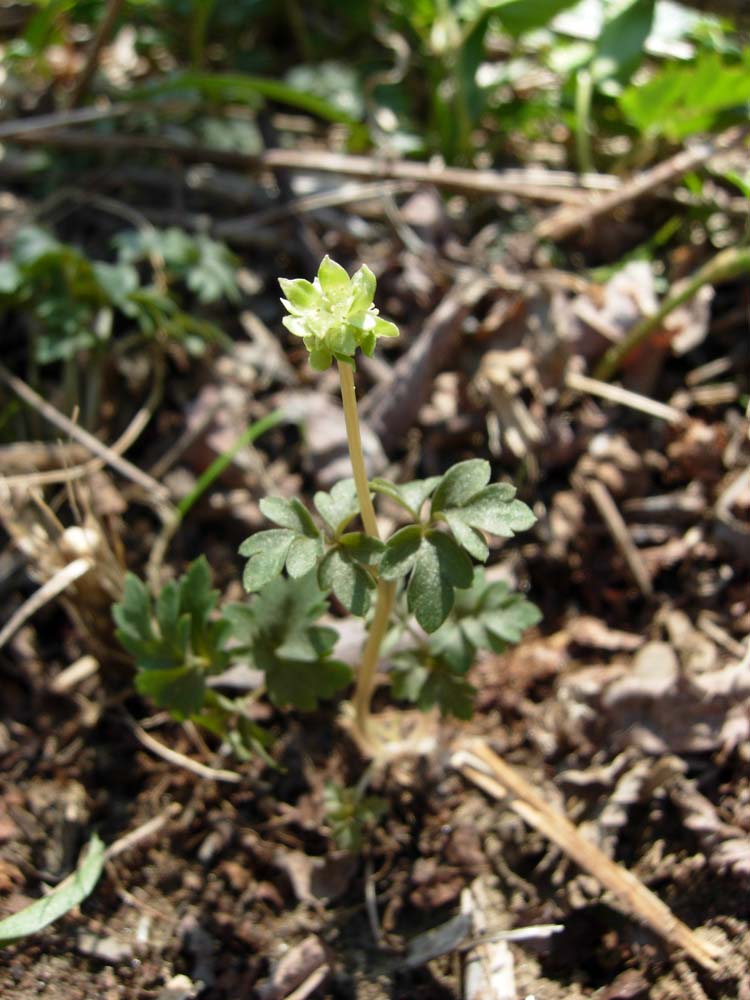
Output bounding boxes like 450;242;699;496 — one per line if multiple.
114;256;539;761
243;256;539;749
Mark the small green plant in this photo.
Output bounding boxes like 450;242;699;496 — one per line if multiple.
113;256;539;759
0;225;235;367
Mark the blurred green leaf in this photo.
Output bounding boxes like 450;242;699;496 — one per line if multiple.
132;70;362;124
0;834;105;945
619;49;750;138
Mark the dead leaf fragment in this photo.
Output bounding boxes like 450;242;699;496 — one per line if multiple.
274;848;357;904
258;936;330;1000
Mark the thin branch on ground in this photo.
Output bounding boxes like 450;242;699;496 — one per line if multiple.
13;129;620;203
453;739;722;973
565;370;685;424
535;125;749;242
0;361;170;503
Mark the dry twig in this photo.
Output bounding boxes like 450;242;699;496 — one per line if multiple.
565;370;685;424
453;739;722;973
585;478;653;598
13;130;618;204
67;0;126;108
535;125;749;242
0;362;170;503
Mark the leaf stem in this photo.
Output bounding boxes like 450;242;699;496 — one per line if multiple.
337;358;396;744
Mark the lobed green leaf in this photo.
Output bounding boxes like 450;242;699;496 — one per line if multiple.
314;479;360;536
240;529;295;591
431;459;490;513
380;524;423;580
319;548;375;616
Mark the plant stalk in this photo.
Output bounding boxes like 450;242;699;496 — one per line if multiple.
337;359;396;742
337;360;379;538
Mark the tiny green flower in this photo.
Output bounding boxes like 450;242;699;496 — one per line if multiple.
279;256;399;370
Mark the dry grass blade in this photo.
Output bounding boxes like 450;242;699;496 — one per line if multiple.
0;556;93;650
453;739;722;972
0;361;169;503
1;354;164;492
565;370;685;425
125;714;242;784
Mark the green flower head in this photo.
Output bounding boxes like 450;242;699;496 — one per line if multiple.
279;256;399;371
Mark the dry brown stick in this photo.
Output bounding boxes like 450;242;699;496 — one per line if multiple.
104;802;181;861
0;361;169;502
453;739;722;973
585;478;653;598
67;0;126;108
565;370;685;425
12;129;618;203
0;103;133;141
535;125;749;242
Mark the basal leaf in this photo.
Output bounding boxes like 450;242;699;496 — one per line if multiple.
371;476;441;518
457;484;536;537
286;535;323;578
224;575;350;711
482;599;542;645
266;656;352;711
260;496;319;537
444;510;489;561
338;532;385;566
135;663;206;719
112;573;154;645
392;653;475;720
426;530;473;588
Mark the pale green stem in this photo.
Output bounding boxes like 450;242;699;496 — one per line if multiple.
337;360;379;538
337;359;396;742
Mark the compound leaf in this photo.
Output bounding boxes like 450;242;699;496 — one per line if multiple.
225;574;351;711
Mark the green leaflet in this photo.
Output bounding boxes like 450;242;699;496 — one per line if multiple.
314;479;360;536
225;574;351;710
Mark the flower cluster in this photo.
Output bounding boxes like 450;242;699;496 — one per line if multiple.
279;255;399;370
